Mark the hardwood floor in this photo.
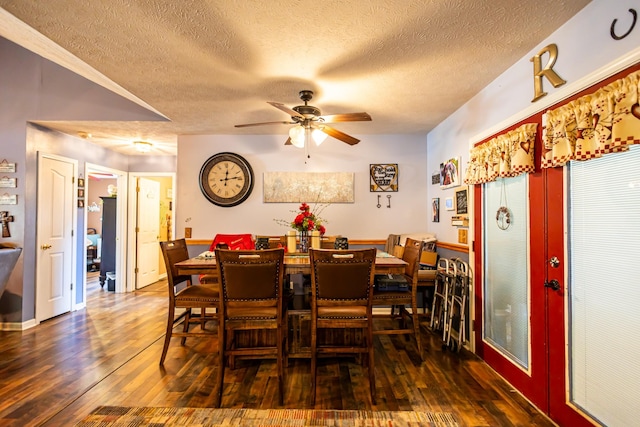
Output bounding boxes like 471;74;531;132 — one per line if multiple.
0;277;554;426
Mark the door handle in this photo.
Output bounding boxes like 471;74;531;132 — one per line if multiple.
41;244;52;250
544;279;560;291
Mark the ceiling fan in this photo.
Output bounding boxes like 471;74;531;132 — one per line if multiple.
234;90;372;146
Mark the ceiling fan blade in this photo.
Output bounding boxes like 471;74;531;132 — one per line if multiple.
234;120;294;128
320;112;372;123
267;102;305;119
284;137;292;145
317;125;360;145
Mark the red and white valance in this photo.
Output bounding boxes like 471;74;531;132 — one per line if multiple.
542;70;640;168
465;123;537;185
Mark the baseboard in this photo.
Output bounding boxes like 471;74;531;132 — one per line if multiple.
0;318;37;331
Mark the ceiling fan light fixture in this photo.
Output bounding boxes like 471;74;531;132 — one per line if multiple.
133;140;153;153
288;126;305;148
311;128;328;146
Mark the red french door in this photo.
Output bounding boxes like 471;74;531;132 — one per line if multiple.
472;165;549;412
472;164;595;427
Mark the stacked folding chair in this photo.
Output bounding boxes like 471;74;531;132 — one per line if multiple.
445;258;471;352
429;258;456;341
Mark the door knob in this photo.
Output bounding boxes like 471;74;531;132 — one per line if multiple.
544;279;560;291
41;244;52;250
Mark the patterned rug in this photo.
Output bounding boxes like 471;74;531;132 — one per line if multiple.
75;406;459;426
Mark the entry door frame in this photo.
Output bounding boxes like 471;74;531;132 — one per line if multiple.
126;172;175;293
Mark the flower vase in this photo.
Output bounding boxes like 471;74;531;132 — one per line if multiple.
299;230;309;253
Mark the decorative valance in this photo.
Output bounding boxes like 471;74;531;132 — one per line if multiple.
465;123;537;185
542;70;640;168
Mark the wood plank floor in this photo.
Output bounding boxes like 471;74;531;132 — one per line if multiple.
0;276;554;426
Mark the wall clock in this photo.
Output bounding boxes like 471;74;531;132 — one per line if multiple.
199;152;254;207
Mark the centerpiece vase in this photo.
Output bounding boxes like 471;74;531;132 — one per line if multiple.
299;230;310;253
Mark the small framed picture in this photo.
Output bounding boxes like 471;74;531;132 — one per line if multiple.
77;178;85;188
77;199;85;208
432;198;440;222
455;187;468;214
78;188;85;198
445;197;454;211
439;157;461;189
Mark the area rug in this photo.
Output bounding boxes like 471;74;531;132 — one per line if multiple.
75;406;459;426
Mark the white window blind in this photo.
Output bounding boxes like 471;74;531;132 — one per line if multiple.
483;175;529;368
568;145;640;426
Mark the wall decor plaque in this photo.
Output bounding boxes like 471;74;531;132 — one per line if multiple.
264;172;354;203
0;160;16;173
370;164;398;192
0;194;17;205
0;177;17;188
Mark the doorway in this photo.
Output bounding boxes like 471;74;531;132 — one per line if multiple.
82;163;127;298
126;172;175;291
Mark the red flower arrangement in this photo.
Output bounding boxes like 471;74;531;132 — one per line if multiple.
276;202;327;235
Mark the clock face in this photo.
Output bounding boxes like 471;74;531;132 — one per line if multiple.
199;152;254;207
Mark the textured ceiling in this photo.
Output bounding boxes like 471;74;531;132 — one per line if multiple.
0;0;590;155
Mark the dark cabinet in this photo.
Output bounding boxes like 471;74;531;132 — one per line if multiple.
99;196;117;291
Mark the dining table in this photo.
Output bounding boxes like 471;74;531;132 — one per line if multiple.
175;249;407;276
174;249;408;358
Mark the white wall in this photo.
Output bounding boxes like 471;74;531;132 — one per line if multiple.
427;0;640;244
176;134;428;241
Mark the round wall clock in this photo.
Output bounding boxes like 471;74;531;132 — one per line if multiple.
199;152;254;207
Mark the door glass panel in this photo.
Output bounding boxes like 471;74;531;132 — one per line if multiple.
483;175;529;368
568;145;640;426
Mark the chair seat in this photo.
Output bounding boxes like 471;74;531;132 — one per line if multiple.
226;306;277;319
373;289;412;300
175;283;219;303
318;306;367;318
418;269;437;282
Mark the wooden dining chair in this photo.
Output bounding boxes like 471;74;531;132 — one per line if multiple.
213;247;287;407
158;239;219;366
309;248;377;405
372;237;423;360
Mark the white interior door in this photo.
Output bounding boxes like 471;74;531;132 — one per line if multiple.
36;153;75;321
136;177;160;288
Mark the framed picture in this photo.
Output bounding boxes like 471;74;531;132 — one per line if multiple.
77;178;85;188
431;173;440;185
369;164;398;192
458;228;468;244
77;188;85;198
445;197;454;211
439;157;461;189
455;187;468;214
432;197;440;222
77;199;85;208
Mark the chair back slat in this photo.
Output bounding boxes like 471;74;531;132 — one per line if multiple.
402;238;422;279
160;239;192;293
